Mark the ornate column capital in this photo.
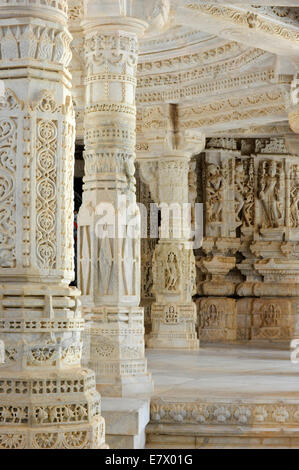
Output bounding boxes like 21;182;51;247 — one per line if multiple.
138;104;205;160
81;15;148;36
146;130;205;159
81;0;171;34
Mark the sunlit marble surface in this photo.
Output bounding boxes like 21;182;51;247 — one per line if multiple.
146;342;299;401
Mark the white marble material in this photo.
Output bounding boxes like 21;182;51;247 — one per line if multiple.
77;2;153;395
102;397;150;449
147;343;299;400
146;344;299;448
0;0;106;450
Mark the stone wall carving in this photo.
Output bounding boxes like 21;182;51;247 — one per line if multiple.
196;139;299;342
185;3;299;52
150;398;299;427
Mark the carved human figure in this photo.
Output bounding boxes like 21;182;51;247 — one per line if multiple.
202;304;220;328
235;161;245;223
243;159;255;227
290;186;299;228
165;252;179;291
259;161;283;228
235;160;254;227
206;163;224;222
260;304;280;328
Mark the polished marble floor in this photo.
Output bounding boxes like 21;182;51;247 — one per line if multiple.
146;342;299;401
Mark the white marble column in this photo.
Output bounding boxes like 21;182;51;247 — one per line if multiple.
0;0;106;449
78;3;153;396
139;106;205;349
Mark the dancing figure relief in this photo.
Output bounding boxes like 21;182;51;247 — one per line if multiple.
259;160;283;228
206;163;224;223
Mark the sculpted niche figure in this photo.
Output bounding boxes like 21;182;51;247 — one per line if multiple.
290;186;299;228
206;163;224;222
165;252;179;291
235;161;245;224
259;160;283;228
235;160;254;227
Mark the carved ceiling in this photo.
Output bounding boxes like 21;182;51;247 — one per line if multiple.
68;1;299;141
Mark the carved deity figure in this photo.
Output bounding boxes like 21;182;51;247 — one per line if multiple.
164;251;179;291
235;161;245;224
206;163;224;222
290;186;299;228
202;304;220;328
260;304;280;328
235;160;254;227
259;160;283;228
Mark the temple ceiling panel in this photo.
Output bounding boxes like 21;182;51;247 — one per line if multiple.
67;1;299;141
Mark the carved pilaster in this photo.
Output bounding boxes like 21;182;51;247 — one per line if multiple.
139;106;205;349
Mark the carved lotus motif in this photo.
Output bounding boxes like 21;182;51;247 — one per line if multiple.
233;407;251;424
272;407;289;423
191;407;210;424
169;405;187;422
214;406;231;423
253;406;268;423
151;405;166;422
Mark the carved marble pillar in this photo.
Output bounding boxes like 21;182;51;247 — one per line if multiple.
0;0;105;449
139;106;205;349
78;6;153;395
196;145;240;342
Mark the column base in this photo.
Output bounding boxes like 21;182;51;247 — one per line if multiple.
82;306;153;396
97;374;153;397
146;303;199;350
101;397;149;449
0;369;106;449
0;284;107;449
0;419;107;450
